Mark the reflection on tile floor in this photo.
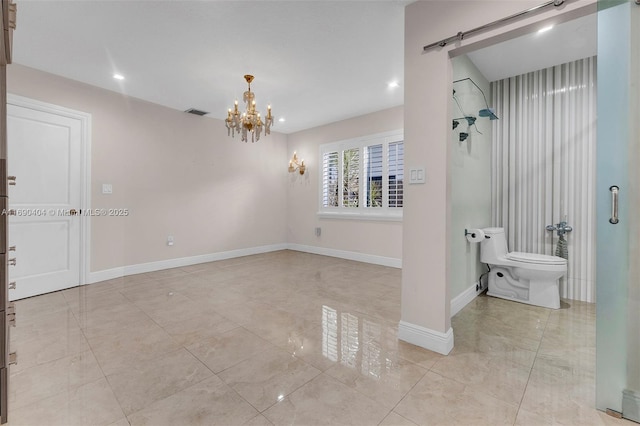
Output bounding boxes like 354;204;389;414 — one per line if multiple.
6;251;635;425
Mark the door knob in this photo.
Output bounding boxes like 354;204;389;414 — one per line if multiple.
7;176;16;186
69;209;78;216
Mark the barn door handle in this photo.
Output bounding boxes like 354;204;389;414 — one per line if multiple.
609;186;619;224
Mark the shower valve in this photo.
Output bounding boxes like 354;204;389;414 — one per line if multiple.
546;221;573;237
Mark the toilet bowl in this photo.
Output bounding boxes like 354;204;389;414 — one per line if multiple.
480;227;567;309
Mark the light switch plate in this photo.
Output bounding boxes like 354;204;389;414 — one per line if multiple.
102;183;113;194
409;168;426;184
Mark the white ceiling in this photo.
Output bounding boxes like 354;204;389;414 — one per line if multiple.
467;13;597;82
13;2;596;134
13;1;407;134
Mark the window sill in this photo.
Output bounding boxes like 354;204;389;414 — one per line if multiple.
316;210;403;222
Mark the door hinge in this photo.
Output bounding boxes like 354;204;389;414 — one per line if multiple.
8;2;16;30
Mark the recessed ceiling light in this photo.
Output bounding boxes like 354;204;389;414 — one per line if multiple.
113;73;125;80
388;81;400;89
278;117;286;123
538;25;554;34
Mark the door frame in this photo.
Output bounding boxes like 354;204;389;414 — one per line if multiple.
7;94;92;286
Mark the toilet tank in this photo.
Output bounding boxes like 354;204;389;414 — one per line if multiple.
480;227;508;264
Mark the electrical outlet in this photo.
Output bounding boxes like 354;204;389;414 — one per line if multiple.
315;227;321;237
102;183;113;194
167;235;174;246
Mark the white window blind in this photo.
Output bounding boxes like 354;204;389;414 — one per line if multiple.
322;151;339;207
319;130;403;220
388;141;404;208
365;144;383;208
343;148;360;208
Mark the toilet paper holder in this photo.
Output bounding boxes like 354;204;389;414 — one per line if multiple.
465;229;490;239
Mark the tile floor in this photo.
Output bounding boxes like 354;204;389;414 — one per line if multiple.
5;250;636;425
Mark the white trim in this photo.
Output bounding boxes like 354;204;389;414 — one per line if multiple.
87;243;288;284
450;281;484;317
286;243;401;268
316;210;402;222
7;94;93;286
623;389;640;423
398;321;454;355
88;266;126;284
88;243;401;284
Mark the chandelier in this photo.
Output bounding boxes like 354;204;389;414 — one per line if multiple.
225;75;273;143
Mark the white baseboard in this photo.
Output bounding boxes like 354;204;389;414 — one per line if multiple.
87;243;400;285
286;243;401;268
450;281;484;317
398;321;454;355
86;243;288;284
88;266;126;284
623;389;640;423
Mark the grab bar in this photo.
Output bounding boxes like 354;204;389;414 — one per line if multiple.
609;186;619;224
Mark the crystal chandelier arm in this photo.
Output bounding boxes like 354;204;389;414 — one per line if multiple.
241;124;248;143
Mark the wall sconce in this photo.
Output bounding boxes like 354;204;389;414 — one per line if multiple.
288;152;306;175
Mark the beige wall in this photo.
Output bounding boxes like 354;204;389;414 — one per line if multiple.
402;0;597;347
285;106;403;263
8;65;288;273
7;65;402;274
450;55;492;301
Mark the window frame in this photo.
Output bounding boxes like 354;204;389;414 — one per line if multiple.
318;129;403;221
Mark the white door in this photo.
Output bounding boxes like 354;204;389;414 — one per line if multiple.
7;101;83;300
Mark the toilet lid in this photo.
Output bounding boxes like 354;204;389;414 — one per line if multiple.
507;252;567;265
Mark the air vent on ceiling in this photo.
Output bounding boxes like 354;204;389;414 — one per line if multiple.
184;108;209;116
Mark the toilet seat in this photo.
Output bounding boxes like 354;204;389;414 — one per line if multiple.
506;252;566;265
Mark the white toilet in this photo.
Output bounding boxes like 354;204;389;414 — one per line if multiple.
480;227;567;309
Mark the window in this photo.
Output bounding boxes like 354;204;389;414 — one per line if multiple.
319;130;403;220
343;148;360;208
365;144;383;208
322;152;339;207
388;141;404;208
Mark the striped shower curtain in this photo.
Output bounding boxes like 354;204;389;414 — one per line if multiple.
491;56;597;302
